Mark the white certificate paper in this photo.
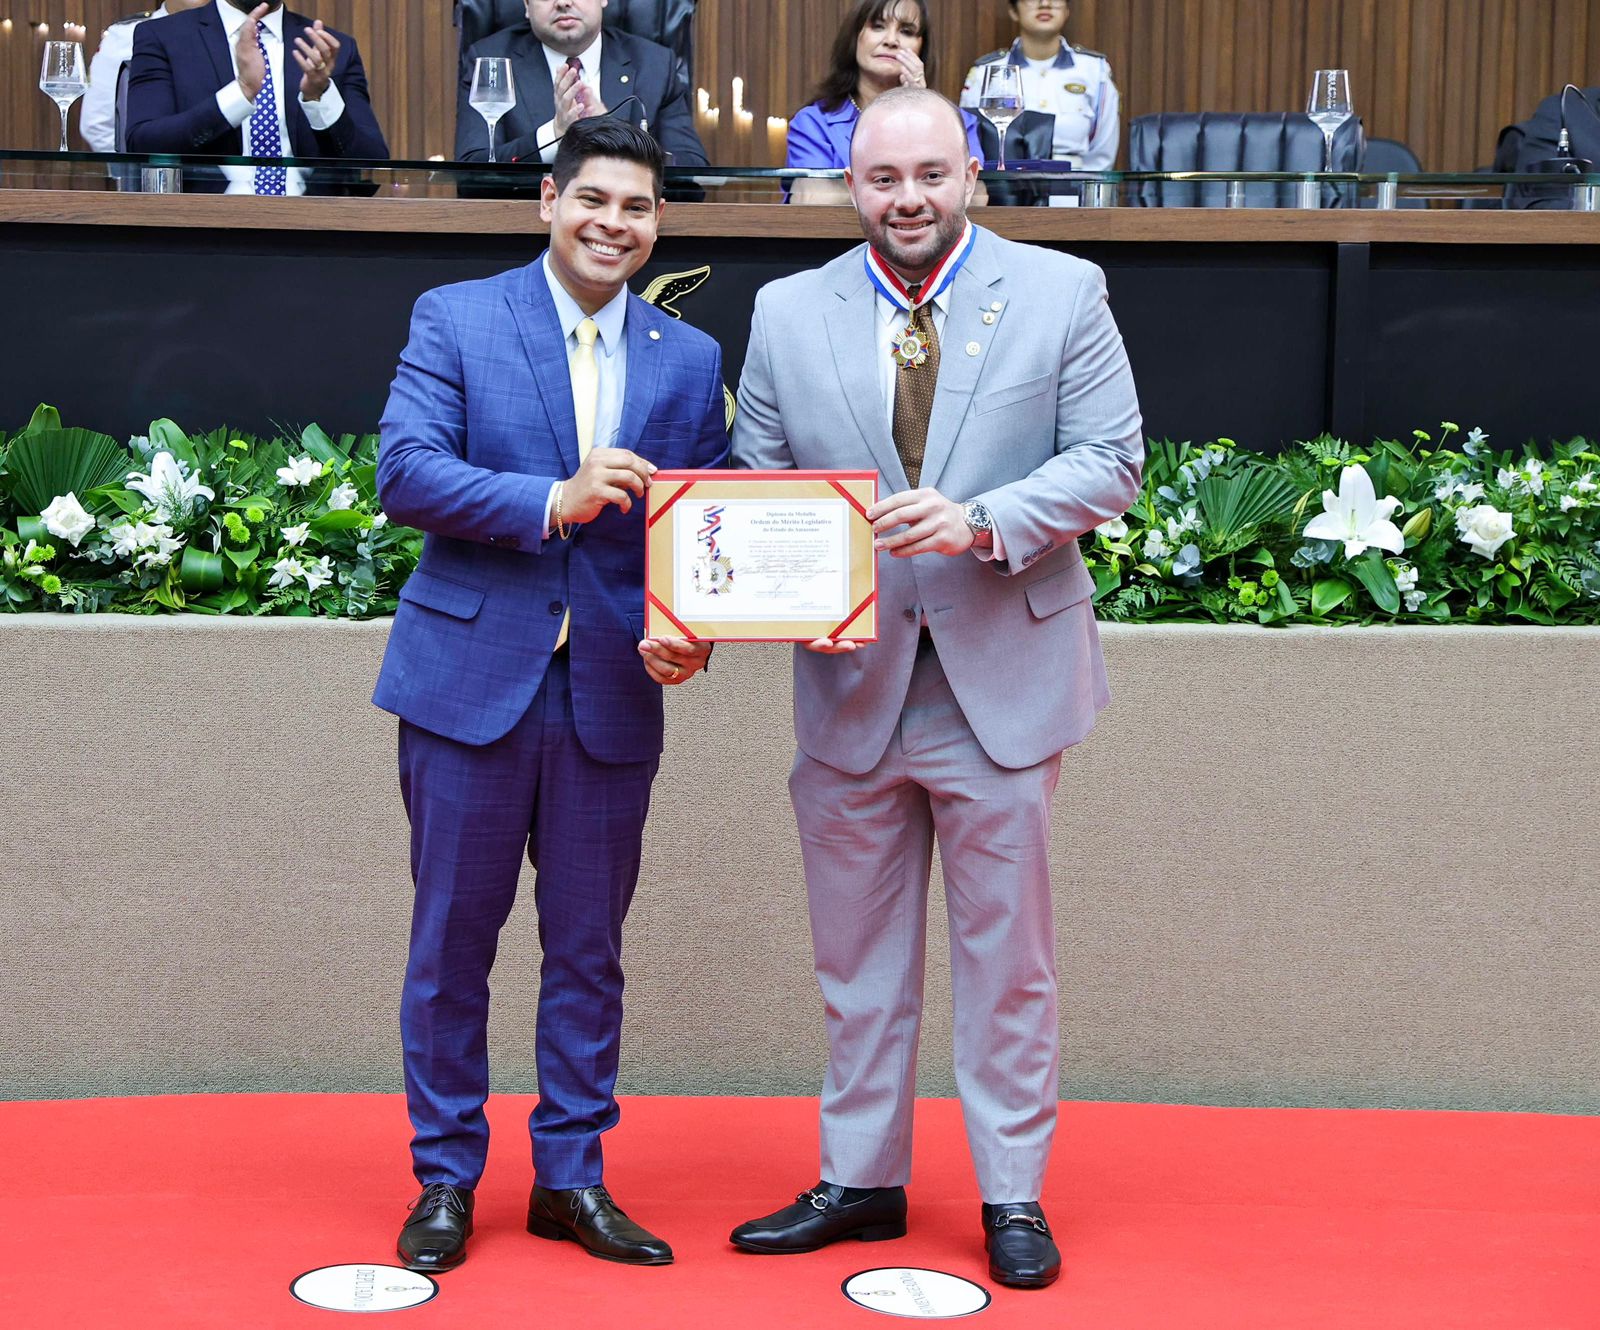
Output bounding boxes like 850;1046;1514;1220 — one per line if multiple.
672;498;851;621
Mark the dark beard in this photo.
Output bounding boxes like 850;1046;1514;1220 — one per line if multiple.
866;207;967;279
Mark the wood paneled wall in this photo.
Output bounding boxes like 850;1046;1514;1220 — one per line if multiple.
4;1;1598;170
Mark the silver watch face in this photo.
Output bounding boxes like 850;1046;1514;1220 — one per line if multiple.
964;501;993;533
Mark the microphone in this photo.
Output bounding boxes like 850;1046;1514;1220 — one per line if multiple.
1531;84;1598;174
532;95;648;159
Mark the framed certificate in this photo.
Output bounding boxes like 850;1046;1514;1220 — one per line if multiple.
644;469;878;642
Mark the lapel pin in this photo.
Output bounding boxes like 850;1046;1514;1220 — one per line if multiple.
966;341;981;357
648;329;661;340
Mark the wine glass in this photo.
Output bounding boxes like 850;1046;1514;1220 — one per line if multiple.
978;64;1023;171
1306;69;1353;173
40;41;88;153
470;57;517;164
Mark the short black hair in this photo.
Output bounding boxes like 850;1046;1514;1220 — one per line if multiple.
551;118;665;201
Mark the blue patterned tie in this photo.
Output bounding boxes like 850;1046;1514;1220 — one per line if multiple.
249;20;287;196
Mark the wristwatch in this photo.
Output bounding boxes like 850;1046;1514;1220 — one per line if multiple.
962;500;993;538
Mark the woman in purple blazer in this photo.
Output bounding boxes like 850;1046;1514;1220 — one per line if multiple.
786;0;983;204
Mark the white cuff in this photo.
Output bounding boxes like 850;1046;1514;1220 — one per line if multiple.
298;79;345;131
216;81;254;128
543;481;559;540
537;118;559;163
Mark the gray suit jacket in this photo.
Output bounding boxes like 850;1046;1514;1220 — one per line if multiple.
732;226;1144;774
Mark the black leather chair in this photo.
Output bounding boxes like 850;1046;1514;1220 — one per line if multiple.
454;0;696;89
1127;112;1364;207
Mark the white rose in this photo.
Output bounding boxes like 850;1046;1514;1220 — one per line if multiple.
41;493;95;548
1455;504;1515;560
1096;517;1129;541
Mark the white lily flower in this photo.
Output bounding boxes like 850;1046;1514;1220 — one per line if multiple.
1095;517;1129;541
1575;475;1598;494
1393;564;1419;594
326;483;359;511
1560;494;1582;512
371;513;389;530
1302;465;1405;559
268;556;305;589
1142;529;1171;560
125;451;214;523
276;455;324;488
1455;504;1515;560
282;523;311;547
1463;427;1488;456
302;555;336;593
41;493;96;548
1497;460;1546;497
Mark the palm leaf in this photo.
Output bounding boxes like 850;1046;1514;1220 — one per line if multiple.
3;428;131;515
1193;466;1303;554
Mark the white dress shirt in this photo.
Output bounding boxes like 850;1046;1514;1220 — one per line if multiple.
534;31;603;164
540;251;629;539
213;0;345;195
874;287;1003;561
82;4;171;153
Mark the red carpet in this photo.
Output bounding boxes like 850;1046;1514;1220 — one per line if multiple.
1;1094;1597;1328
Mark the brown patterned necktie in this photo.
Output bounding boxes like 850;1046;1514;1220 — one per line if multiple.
891;284;941;488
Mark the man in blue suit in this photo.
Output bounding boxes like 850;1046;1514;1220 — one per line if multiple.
126;1;387;192
374;118;727;1273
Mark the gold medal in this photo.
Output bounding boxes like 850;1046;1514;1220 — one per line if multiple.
891;324;930;369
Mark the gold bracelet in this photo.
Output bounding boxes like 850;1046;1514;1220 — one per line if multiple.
554;482;570;541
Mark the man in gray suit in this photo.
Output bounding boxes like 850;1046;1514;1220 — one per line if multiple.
727;86;1143;1290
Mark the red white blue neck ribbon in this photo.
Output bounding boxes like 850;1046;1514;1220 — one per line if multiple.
865;221;976;312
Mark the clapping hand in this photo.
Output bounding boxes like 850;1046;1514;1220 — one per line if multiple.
554;63;607;137
234;3;271;101
293;20;341;102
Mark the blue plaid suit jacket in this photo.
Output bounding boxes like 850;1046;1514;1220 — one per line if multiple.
374;259;729;761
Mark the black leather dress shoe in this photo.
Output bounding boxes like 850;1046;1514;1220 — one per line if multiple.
397;1183;474;1273
526;1184;673;1265
982;1201;1061;1288
730;1182;908;1253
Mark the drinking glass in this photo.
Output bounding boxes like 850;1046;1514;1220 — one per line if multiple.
1306;69;1353;172
40;41;88;153
470;57;517;164
978;64;1023;171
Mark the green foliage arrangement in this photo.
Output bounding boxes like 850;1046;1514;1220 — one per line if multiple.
0;406;417;617
1086;425;1600;625
3;410;1598;624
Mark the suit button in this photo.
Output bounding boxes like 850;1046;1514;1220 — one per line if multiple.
902;608;917;622
548;600;563;615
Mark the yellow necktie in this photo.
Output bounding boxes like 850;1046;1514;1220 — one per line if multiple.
555;318;600;651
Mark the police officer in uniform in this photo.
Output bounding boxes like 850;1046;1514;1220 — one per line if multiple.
81;1;210;152
960;0;1119;172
